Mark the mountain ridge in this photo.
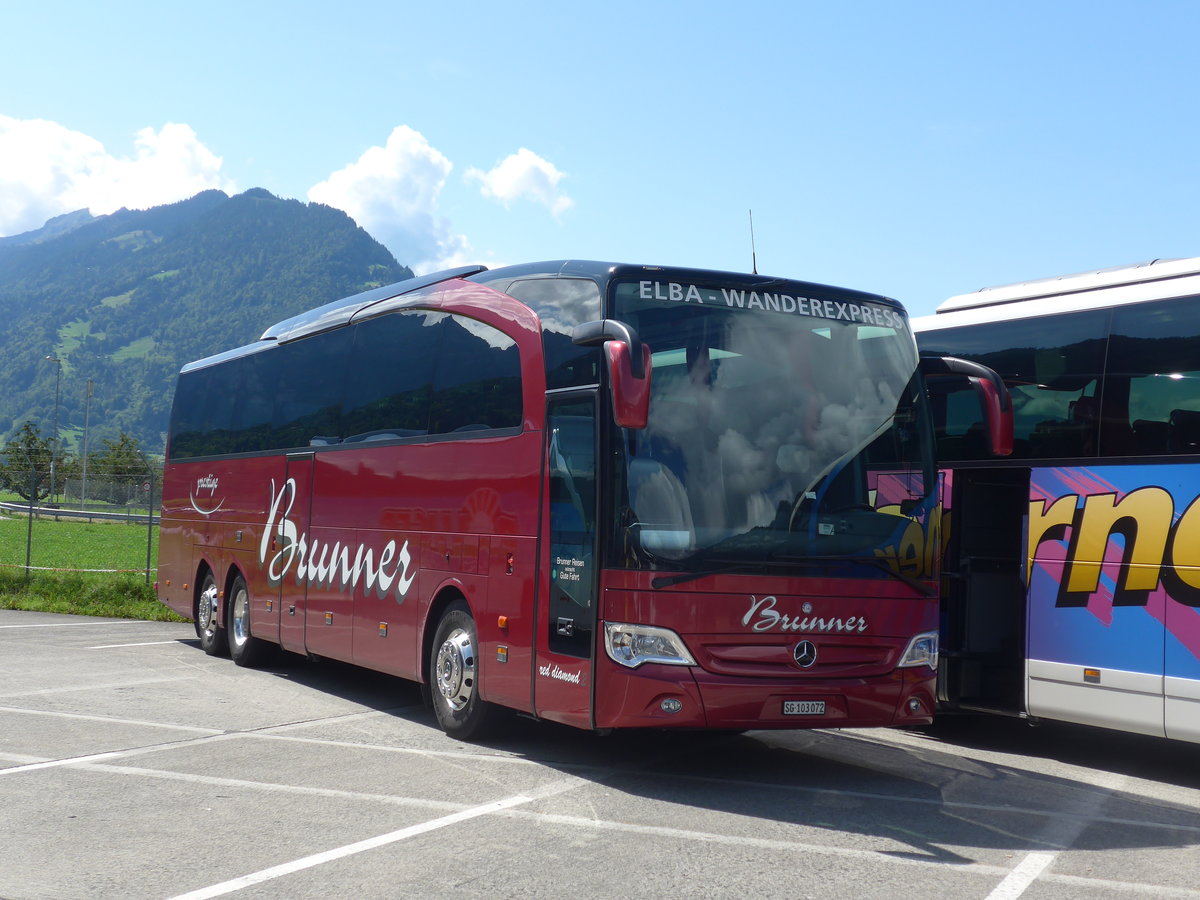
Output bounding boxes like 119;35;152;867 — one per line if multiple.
0;189;413;454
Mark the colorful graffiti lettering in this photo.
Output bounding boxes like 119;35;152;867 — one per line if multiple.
1028;466;1200;677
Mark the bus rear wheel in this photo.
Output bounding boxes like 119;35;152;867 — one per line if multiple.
430;603;496;740
227;574;271;667
195;571;227;657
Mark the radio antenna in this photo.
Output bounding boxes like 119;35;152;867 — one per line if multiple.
749;209;758;274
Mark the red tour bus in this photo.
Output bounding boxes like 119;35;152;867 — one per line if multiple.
156;261;1009;739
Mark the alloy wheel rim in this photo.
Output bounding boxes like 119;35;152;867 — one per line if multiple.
435;628;476;711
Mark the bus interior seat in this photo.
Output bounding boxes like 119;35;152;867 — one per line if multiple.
1132;419;1170;454
1168;408;1200;452
959;423;990;459
1069;396;1098;427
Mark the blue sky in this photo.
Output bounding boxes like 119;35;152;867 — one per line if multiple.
2;1;1198;316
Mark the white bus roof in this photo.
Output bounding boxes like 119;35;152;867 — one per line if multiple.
914;256;1200;333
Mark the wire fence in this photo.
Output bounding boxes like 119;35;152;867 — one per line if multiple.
0;470;160;582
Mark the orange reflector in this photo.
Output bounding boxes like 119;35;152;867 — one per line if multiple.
325;612;333;625
498;615;509;629
497;645;508;663
379;622;388;637
1084;668;1101;684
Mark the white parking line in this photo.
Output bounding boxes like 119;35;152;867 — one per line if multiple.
0;620;144;628
0;675;190;698
4;722;1196;900
980;766;1128;899
0;705;225;735
985;852;1056;900
165;794;535;900
88;640;182;648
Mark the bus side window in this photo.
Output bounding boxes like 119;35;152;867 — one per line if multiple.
168;363;235;459
343;311;442;440
271;329;350;450
921;310;1107;460
429;315;522;434
503;278;603;390
1106;296;1200;456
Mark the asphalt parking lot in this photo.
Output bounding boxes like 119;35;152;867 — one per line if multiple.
2;607;1199;900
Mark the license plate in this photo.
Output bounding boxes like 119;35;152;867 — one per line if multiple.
783;700;826;716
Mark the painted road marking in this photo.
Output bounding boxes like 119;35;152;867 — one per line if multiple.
165;794;536;900
985;853;1056;900
0;620;144;628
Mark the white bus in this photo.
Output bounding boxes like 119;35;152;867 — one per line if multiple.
914;257;1200;743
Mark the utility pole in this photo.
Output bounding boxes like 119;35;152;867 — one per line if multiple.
81;379;94;510
45;355;62;506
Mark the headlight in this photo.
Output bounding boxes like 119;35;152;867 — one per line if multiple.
898;630;938;669
603;622;696;669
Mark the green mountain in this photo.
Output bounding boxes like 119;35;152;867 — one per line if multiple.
0;189;413;455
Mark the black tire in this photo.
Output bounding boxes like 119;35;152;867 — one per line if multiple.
195;570;227;657
227;574;272;667
429;602;496;740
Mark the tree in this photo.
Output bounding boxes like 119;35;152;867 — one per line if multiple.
0;422;54;504
87;432;152;506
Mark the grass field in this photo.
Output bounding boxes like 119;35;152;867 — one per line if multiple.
0;570;185;621
0;511;183;621
0;514;158;573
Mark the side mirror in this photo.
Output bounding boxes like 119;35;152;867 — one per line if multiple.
572;319;653;429
919;354;1013;457
606;340;653;429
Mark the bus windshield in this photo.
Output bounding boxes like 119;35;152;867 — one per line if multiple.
611;277;935;569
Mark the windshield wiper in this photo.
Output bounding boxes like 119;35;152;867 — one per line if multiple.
652;555;933;595
651;563;755;590
771;554;934;597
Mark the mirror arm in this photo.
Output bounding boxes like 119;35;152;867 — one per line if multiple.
919;353;1011;412
572;319;646;378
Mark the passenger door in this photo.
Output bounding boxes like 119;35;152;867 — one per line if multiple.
939;467;1028;714
533;395;599;728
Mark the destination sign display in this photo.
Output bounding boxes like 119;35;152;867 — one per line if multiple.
630;280;907;330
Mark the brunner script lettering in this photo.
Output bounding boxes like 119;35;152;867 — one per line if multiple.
260;478;417;602
742;595;869;634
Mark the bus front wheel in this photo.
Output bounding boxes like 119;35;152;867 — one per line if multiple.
430;603;495;740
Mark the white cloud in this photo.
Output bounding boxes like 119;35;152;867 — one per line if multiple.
0;115;235;236
465;148;573;218
307;125;473;273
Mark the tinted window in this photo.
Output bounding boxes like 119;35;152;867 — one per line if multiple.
1104;295;1200;455
504;278;602;389
169;361;240;459
168;309;524;461
343;311;441;441
429;315;522;433
270;329;350;449
919;310;1109;460
225;351;277;453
